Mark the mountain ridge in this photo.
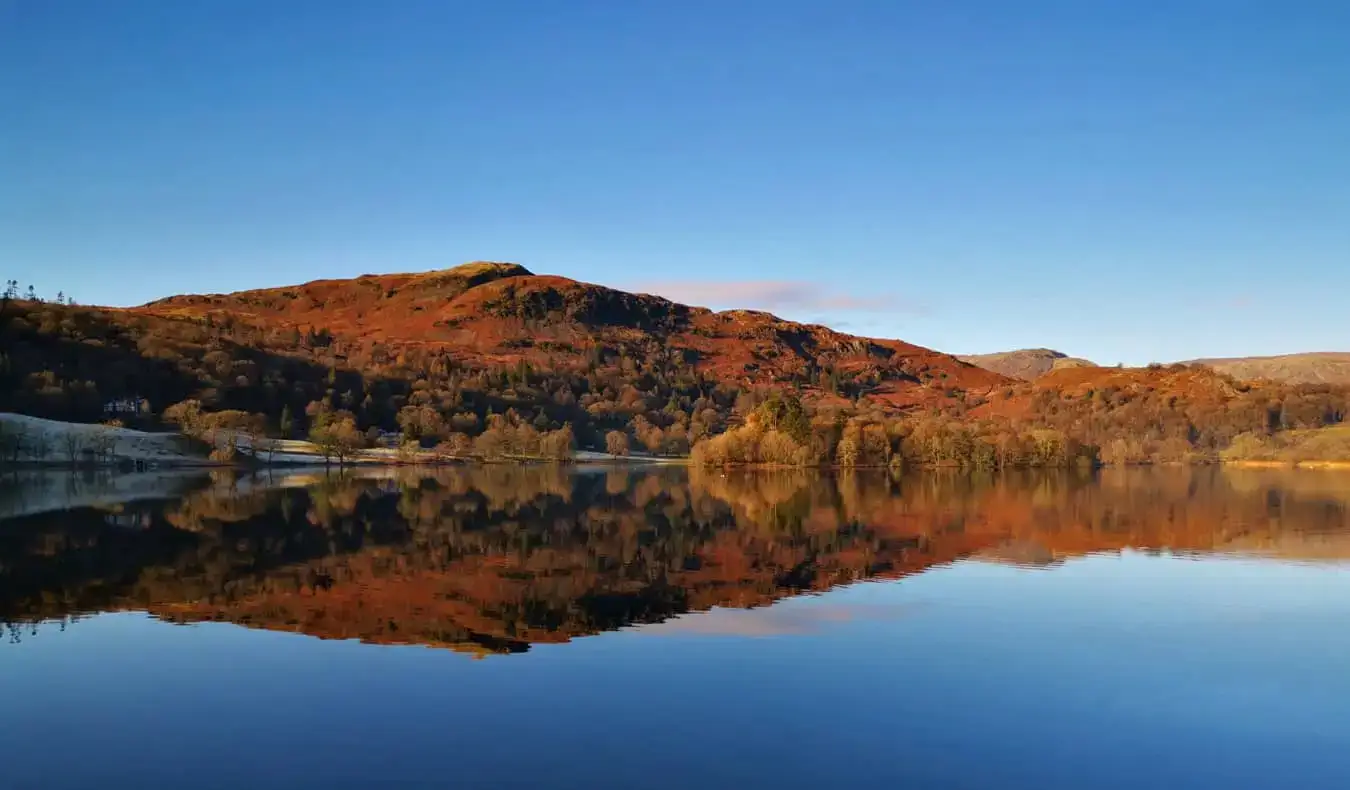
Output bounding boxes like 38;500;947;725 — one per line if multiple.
3;263;1346;467
962;347;1350;386
134;261;1008;411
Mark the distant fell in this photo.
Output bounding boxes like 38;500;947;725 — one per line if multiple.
1183;353;1350;386
958;348;1096;380
965;347;1350;386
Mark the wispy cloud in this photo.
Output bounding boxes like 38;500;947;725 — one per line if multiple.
633;280;924;315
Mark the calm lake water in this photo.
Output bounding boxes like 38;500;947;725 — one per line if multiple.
2;466;1350;789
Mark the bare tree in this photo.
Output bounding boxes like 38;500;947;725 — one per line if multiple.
25;430;53;462
0;421;26;464
61;432;83;465
90;426;117;463
256;435;282;466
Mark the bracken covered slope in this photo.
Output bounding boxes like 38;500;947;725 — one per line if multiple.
141;261;1006;409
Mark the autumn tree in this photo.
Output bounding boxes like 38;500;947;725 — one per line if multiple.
164;399;205;437
540;424;575;461
605;430;630;457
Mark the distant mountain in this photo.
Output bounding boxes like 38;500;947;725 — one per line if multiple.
1183;353;1350;386
958;348;1096;380
964;348;1350;387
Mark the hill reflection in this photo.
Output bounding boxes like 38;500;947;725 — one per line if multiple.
2;466;1348;654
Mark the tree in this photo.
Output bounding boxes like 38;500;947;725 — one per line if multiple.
164;399;205;437
309;415;362;466
605;430;630;457
89;426;117;463
397;439;422;464
25;430;52;461
61;431;83;464
0;280;16;327
330;417;364;466
835;430;860;467
541;424;575;461
473;428;506;460
445;432;473;457
309;423;338;465
256;435;283;465
0;420;27;464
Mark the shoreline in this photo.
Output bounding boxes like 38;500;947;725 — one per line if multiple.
1222;460;1350;470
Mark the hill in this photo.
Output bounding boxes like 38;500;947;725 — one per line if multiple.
139;261;1003;407
1183;352;1350;385
958;348;1096;380
0;262;1004;454
2;263;1346;467
972;363;1348;464
964;347;1350;386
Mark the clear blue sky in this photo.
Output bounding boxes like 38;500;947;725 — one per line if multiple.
3;1;1346;364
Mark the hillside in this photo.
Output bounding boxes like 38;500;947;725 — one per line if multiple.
1184;352;1350;385
0;262;1004;455
964;347;1350;386
958;348;1096;380
2;263;1347;467
970;363;1349;464
140;261;1004;408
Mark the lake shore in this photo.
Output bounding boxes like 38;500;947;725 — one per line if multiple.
0;412;689;471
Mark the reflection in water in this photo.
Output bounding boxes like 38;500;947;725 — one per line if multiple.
1;466;1349;655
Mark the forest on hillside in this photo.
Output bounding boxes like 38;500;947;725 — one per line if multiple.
1;283;1347;468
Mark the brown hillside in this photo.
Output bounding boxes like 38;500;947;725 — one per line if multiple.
4;265;1343;465
959;348;1096;380
139;261;1006;409
1184;352;1350;385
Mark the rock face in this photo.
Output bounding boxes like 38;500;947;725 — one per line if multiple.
958;348;1096;380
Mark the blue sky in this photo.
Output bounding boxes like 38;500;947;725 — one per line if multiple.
2;1;1346;364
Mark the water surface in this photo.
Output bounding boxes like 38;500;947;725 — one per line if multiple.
2;466;1349;789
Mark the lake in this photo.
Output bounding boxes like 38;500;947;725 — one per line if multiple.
2;465;1349;789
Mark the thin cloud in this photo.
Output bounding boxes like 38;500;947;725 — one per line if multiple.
634;280;924;315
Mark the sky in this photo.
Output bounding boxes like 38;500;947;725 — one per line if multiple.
2;0;1347;365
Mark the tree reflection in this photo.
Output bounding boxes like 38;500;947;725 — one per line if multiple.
1;467;1348;654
